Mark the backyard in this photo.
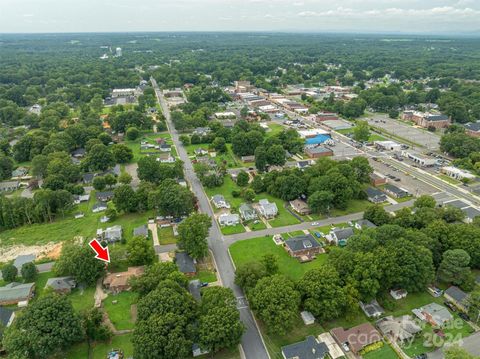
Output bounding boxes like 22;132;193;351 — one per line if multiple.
103;291;138;330
229;235;327;281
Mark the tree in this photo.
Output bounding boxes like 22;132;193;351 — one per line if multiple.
32;154;49;178
308;190;334;214
353;120;370;142
92;176;106;191
54;243;105;286
255;146;268;172
177;213;211;259
234;261;268;291
179;134;191;146
260;254;278;275
212;137;227;153
83;143;114;171
130;262;187;296
236;170;249;187
118;172;133;185
232;130;263;157
133;313;192;359
445;345;477;359
3;294;83;359
249;275;300;335
298;267;348;321
21;261;38;282
266;144;286;166
113;185;138;213
0;155;14;180
363;205;392;226
126;127;140;140
112;144;133;163
127;236;156;266
243;188;256;202
1;264;18;282
467;289;480;324
82;308;112;343
414;195;436;209
198;287;244;353
437;249;471;286
149;179;195;217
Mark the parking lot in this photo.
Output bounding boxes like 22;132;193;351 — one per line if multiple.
366;113;441;150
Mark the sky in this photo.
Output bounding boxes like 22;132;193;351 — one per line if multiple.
1;0;479;34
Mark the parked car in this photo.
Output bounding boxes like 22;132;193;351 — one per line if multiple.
342;343;350;352
414;354;427;359
314;231;322;238
459;313;470;321
444;301;456;312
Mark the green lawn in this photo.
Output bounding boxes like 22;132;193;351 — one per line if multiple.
262;194;301;228
187;143;241;168
125;132;174;162
221;224;246;235
211;347;241;359
229;235;327;281
438;174;461;185
330;199;372;217
266;123;286;137
195;270;218;283
34;271;56;297
103;291;138;330
158;226;177;245
92;333;134;359
205;176;245;210
69;286;96;313
364;343;399;359
247;221;267;231
383;291;442;318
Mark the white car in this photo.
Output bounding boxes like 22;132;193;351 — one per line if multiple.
311;222;319;226
342;343;350;352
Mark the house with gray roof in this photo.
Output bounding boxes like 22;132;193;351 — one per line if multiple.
413;303;453;327
0;282;35;305
188;279;202;302
444;286;469;312
11;167;28;178
330;227;354;245
366;187;388;203
258;199;278;219
218;213;240;226
284;235;322;261
133;224;148;238
96;191;114;202
462;206;480;224
355;219;376;230
0;181;20;192
239;203;257;221
175;252;196;276
0;307;15;331
360;299;385;318
97;225;123;243
92;202;108;213
211;194;230;209
45;277;76;294
384;184;409;199
281;335;329;359
376;315;422;343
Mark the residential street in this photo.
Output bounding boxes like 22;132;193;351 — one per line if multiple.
152;78;270;359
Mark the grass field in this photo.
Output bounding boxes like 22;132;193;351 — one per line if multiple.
229;235;327;281
364;343;399;359
438;174;461;185
221;224;246;235
205;176;245;210
330;199;372;217
195;270;218;283
158;226;177;244
69;286;96;313
103;291;138;330
247;221;267;231
187;143;241;168
125;132;174;162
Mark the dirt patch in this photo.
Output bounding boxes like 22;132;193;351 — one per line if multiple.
0;242;63;262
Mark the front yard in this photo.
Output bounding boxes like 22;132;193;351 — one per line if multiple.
220;224;246;235
364;342;399;359
229;235;327;281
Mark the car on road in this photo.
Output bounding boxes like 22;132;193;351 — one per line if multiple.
311;222;319;226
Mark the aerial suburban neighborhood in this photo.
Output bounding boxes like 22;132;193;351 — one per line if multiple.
0;4;480;359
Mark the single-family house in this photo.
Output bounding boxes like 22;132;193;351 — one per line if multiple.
195;148;209;156
330;227;354;246
370;172;387;186
98;225;123;243
241;155;255;163
304;146;333;159
159;144;171;152
0;181;20;192
376;315;422;343
284;235;322;262
92;202;108;213
444;286;469;313
258;199;278;219
366;187;388;203
175;252;197;276
355;219;376;230
211;195;230;209
317;333;344;359
239;203;257;221
0;307;15;331
133;224;148;238
390;289;408;300
218;213;240;226
103;267;145;294
45;277;77;294
360;299;385;318
384;184;409;199
464;121;480;138
281;335;329;359
83;173;95;184
11;167;28;178
157;153;175;163
413;303;453;327
0;282;35;305
188;279;202;302
331;323;382;355
73;194;90;204
289;199;311;215
96;191;114;202
297;160;311;169
462;207;480;224
193;127;211;136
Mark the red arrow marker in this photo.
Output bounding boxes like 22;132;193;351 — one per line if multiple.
89;239;110;263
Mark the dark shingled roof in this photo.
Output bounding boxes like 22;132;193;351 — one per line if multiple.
281;335;329;359
445;286;468;304
285;235;321;252
175;252;196;274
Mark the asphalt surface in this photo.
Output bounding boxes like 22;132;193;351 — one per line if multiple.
428;332;480;359
152;78;270;359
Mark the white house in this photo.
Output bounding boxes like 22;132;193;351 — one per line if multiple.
257;199;278;219
218;213;240;226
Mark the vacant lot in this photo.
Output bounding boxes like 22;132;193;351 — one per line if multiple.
229;235;327;280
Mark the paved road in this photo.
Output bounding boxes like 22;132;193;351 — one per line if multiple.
223;200;414;243
151;78;270;359
428;332;480;359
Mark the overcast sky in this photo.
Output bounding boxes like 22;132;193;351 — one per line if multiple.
1;0;479;34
